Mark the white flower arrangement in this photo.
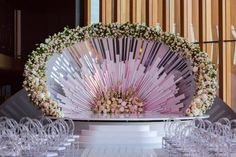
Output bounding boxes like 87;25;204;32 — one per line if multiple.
23;23;218;117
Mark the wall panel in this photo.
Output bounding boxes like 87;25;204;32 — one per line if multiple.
85;0;236;110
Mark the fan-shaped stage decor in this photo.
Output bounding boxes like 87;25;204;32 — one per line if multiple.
23;23;217;117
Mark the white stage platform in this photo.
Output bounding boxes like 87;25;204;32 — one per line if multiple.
56;113;209;149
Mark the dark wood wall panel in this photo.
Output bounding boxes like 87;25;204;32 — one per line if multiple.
0;0;14;56
0;0;78;104
19;0;76;60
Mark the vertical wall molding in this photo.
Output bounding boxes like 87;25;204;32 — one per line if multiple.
14;10;21;59
223;0;232;106
218;0;224;100
198;0;203;49
84;0;91;25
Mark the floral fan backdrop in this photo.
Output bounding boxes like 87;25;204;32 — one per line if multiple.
23;23;217;117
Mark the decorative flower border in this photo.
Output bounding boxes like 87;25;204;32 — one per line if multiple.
23;23;218;117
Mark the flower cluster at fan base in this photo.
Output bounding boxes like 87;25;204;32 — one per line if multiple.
23;23;218;117
92;89;144;114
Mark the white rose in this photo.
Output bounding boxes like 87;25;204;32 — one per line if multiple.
39;93;45;100
201;94;208;102
197;90;203;95
193;66;198;72
194;98;201;104
198;110;203;116
192;108;200;116
35;78;39;86
46;91;51;97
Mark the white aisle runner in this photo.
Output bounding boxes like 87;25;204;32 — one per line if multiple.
80;147;166;157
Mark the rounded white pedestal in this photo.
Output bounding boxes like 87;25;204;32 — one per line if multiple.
63;112;208;149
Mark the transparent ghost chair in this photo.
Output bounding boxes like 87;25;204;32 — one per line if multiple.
230;119;236;153
163;120;190;156
0;118;21;157
53;119;70;156
64;118;79;156
172;118;208;157
162;117;234;157
19;117;45;156
208;122;231;157
0;116;80;157
218;118;231;128
162;119;180;151
162;118;174;149
40;117;53;126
